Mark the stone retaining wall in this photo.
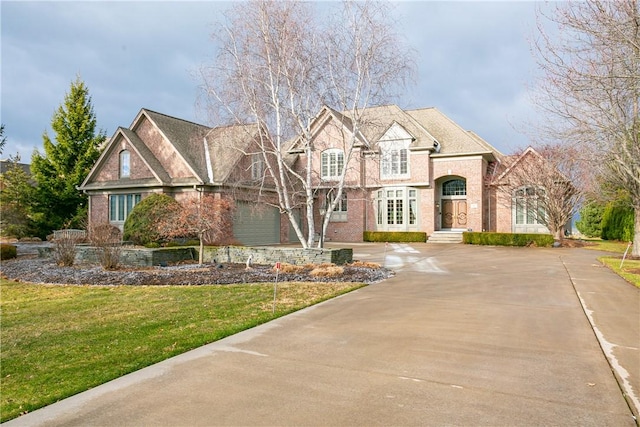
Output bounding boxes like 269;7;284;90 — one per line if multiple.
40;245;352;267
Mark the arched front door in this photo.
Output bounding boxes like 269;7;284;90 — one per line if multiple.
440;178;467;229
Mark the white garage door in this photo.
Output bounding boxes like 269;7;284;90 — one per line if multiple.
233;202;280;246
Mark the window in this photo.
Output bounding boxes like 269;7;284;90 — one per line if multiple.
380;139;410;179
409;189;417;225
109;193;141;222
321;149;344;180
120;150;130;178
514;187;546;225
251;153;264;181
326;190;347;222
376;187;418;229
442;179;466;196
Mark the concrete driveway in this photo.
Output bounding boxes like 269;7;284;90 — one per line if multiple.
5;244;639;426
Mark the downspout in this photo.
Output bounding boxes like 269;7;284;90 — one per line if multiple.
203;137;214;184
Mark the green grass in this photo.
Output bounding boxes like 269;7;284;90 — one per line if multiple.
581;238;633;254
598;257;640;288
0;279;365;422
577;239;640;287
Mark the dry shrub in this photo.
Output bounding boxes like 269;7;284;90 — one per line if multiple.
275;263;306;273
310;265;344;277
52;237;77;266
348;260;381;269
89;223;122;270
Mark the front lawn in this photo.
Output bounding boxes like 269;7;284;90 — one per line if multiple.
0;279;364;422
580;239;640;288
598;257;640;288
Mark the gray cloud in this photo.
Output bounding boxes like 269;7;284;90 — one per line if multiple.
2;1;541;160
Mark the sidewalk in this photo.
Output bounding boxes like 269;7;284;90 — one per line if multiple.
4;244;639;426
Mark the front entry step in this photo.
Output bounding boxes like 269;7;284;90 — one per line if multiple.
427;231;464;244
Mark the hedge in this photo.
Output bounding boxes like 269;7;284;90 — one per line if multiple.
0;244;17;260
363;231;427;243
463;232;554;247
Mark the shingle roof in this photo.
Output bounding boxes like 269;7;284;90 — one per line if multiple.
141;110;213;183
405;107;498;157
119;128;171;184
318;104;500;158
204;123;261;183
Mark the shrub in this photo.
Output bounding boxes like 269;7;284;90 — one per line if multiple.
310;265;344;277
601;202;634;241
463;232;554;247
0;244;17;260
275;263;306;274
89;223;122;270
123;194;181;246
363;231;427;243
52;237;77;266
576;202;605;238
349;260;381;269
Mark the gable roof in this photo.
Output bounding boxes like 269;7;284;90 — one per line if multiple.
80;108;261;191
495;146;543;182
405;108;502;159
291;104;501;160
137;109;212;183
204;123;261;183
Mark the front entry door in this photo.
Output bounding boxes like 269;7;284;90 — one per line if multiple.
442;199;468;229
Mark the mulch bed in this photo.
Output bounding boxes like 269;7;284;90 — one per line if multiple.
0;257;393;286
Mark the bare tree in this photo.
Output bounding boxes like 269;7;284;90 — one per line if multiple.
157;194;234;265
495;144;588;241
532;0;640;255
200;0;412;248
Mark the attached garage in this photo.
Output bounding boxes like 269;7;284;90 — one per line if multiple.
233;202;280;246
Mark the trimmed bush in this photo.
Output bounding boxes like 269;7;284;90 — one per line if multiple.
463;232;554;247
601;203;635;242
0;244;17;260
123;194;181;246
363;231;427;243
576;202;605;238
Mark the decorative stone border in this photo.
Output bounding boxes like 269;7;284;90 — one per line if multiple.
39;245;353;267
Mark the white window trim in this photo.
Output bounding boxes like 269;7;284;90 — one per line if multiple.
120;150;130;178
375;187;418;231
326;190;347;222
109;193;141;223
321;149;344;181
379;140;410;180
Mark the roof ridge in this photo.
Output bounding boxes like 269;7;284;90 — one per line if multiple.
141;108;211;129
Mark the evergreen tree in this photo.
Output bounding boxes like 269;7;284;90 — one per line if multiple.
0;124;6;155
576;202;605;238
30;77;105;236
0;155;35;238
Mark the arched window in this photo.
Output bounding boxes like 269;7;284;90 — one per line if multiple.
442;179;466;196
120;150;130;178
321;149;344;180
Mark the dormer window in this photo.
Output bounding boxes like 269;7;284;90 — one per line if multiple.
120;150;130;178
321;149;344;180
380;142;410;179
378;123;412;180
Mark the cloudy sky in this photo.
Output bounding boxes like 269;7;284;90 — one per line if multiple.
2;1;544;161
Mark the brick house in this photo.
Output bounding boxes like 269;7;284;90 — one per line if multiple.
295;104;549;243
79;109;286;245
79;105;550;245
